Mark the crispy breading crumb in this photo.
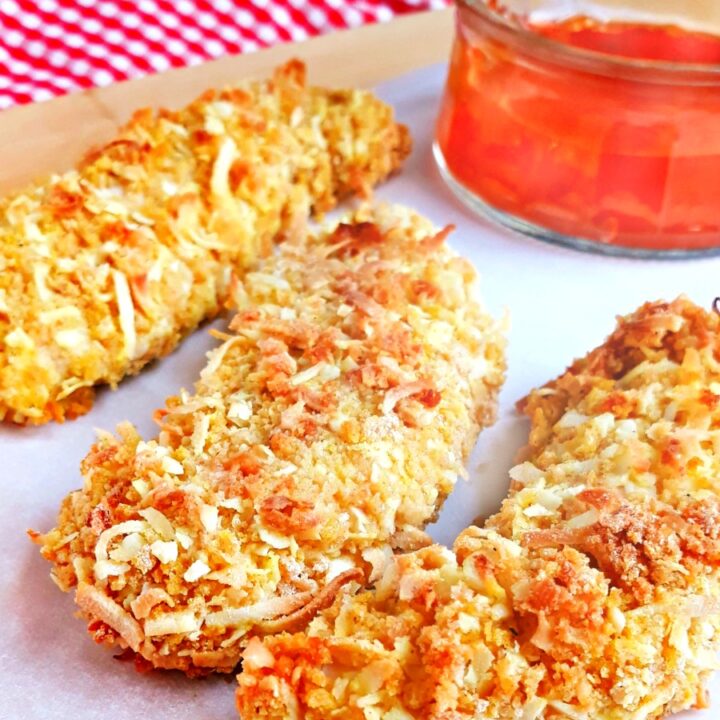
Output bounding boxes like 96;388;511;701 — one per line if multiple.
36;206;506;675
0;60;410;425
237;297;720;720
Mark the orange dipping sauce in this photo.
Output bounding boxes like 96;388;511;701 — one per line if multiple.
435;3;720;253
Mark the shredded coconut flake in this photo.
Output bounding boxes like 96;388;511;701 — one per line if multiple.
258;527;291;549
183;560;211;582
210;137;237;198
228;396;253;423
95;520;146;562
161;456;184;475
200;505;219;533
150;540;178;564
112;269;137;361
95;559;131;580
290;363;324;386
138;508;175;540
144;610;200;637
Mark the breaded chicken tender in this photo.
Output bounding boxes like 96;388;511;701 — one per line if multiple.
0;60;410;425
36;206;506;675
237;297;720;720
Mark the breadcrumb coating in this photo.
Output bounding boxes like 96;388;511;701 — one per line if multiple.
0;60;410;425
237;297;720;720
36;206;506;676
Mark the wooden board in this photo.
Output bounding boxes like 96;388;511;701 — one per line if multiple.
0;7;454;194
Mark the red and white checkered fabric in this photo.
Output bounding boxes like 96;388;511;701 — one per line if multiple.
0;0;448;109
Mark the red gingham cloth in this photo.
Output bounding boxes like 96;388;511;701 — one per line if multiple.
0;0;448;109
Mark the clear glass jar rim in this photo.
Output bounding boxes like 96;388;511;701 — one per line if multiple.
459;0;720;78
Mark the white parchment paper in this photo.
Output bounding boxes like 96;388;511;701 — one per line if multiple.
1;64;719;719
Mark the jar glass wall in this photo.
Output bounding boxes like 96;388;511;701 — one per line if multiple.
434;0;720;257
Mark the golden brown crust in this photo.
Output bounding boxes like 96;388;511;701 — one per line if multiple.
236;296;720;720
36;206;506;675
0;60;410;425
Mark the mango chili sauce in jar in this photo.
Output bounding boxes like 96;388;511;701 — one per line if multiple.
435;0;720;256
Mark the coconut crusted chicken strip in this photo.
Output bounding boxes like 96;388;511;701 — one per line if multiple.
0;60;410;425
237;297;720;720
36;206;506;676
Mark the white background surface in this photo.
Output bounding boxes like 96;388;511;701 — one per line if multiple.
2;64;720;719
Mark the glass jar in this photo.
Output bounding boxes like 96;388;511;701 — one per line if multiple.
434;0;720;257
